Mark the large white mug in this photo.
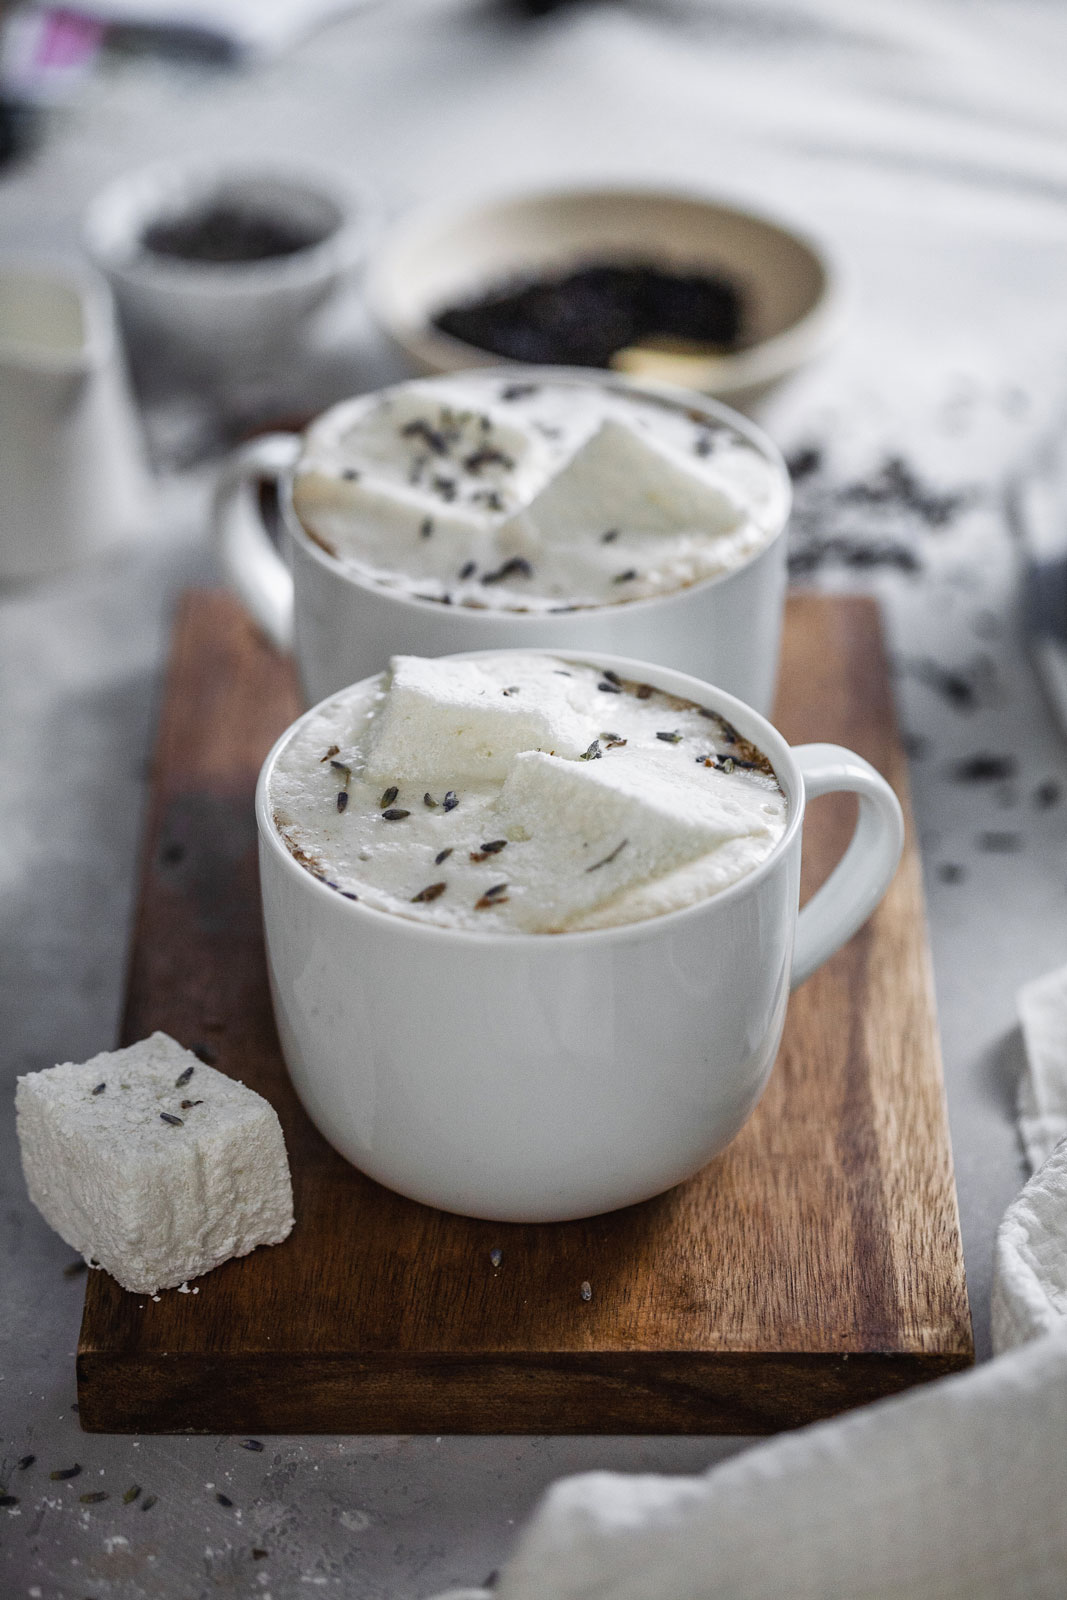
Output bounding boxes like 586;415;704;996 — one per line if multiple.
256;650;903;1223
218;369;791;714
0;258;150;580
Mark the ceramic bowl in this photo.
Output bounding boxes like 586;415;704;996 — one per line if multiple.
84;158;371;377
365;185;841;413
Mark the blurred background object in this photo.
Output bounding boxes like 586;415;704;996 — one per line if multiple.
84;157;372;444
2;0;379;67
367;185;841;414
0;255;150;578
1009;419;1067;745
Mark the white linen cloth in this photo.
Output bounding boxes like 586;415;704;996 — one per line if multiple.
430;964;1067;1600
1016;963;1067;1171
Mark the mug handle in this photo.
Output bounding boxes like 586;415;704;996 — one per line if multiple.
790;743;905;989
214;432;302;652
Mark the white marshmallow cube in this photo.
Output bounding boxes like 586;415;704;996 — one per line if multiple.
495;745;778;930
16;1031;294;1295
502;417;744;546
364;653;595;784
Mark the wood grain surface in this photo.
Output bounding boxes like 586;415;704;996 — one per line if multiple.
77;590;973;1434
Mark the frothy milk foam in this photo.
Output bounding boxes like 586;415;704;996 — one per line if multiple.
291;374;786;613
269;654;788;935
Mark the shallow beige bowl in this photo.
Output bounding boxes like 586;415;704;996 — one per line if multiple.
366;185;841;412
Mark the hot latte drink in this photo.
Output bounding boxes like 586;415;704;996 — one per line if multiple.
268;653;788;935
291;373;786;615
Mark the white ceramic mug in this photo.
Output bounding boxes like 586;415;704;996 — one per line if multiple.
0;258;150;580
256;650;904;1223
218;370;791;714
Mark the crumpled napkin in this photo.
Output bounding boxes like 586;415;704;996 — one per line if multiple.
1014;962;1067;1170
990;961;1067;1352
430;963;1067;1600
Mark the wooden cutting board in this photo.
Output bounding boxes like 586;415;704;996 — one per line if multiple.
77;590;973;1434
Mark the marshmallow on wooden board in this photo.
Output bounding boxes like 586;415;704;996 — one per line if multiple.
16;1032;293;1295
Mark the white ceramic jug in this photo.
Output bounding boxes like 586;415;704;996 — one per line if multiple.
0;258;150;580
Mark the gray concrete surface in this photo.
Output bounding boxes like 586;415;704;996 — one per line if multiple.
2;1;1067;1594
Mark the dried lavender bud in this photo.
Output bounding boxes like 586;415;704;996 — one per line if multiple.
435;848;453;865
91;1082;106;1095
336;791;349;813
381;808;411;822
175;1065;194;1088
443;791;459;812
412;882;447;903
951;754;1017;782
160;1112;184;1127
464;446;515;473
470;839;508;861
586;839;627;872
481;556;534;585
401;418;449;455
380;785;399;808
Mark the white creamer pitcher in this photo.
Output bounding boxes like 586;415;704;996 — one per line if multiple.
0;258;150;580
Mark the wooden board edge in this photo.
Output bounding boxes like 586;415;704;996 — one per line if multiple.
78;1349;974;1436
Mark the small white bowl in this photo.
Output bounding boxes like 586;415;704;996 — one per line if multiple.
84;159;371;377
366;185;841;413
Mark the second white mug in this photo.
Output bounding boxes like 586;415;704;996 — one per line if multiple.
216;369;792;713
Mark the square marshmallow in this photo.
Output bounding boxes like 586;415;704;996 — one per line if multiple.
364;653;594;784
495;747;774;927
16;1032;294;1295
501;418;743;546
